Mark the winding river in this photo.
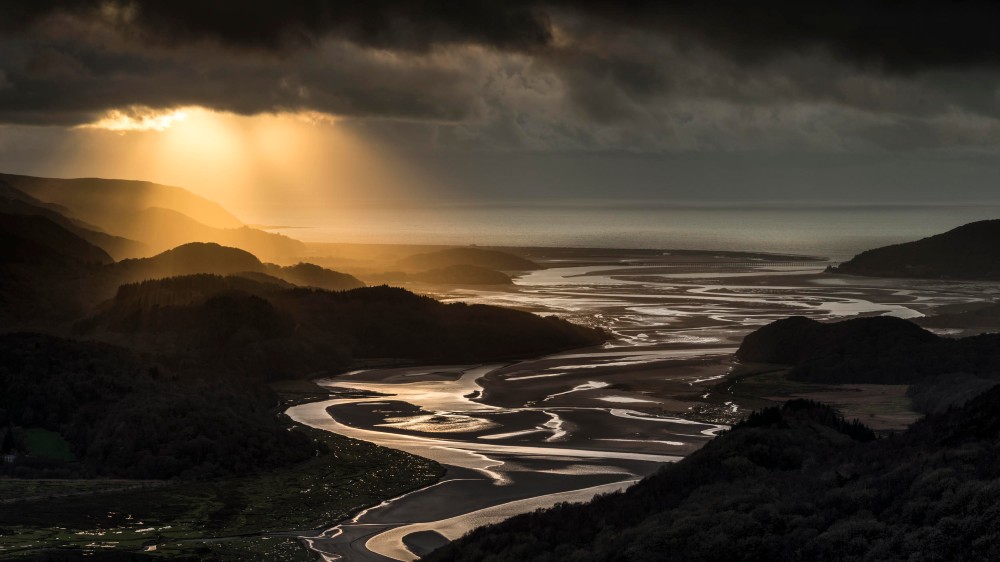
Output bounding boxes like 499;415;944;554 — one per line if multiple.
286;251;997;560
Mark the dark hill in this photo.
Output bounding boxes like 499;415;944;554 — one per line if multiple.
0;178;145;259
411;264;513;285
117;207;304;261
0;213;112;325
736;315;1000;384
266;262;364;291
79;279;606;380
830;219;1000;279
0;173;305;261
398;247;540;272
425;388;1000;562
0;173;243;229
113;242;265;283
0;177;72;215
0;212;112;267
108;273;286;309
0;333;314;480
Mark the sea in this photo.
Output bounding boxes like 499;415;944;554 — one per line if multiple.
274;203;1000;262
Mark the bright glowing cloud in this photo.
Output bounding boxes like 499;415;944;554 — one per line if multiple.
48;106;433;225
78;106;190;132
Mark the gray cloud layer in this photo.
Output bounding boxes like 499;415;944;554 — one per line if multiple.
1;1;1000;154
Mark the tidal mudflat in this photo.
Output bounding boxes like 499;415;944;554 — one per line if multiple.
288;248;999;561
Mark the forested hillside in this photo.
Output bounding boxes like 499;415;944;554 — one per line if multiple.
0;333;315;480
79;278;606;380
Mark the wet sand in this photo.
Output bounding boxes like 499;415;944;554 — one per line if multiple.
287;248;1000;561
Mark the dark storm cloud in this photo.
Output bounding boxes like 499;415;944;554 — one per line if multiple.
7;1;1000;69
568;1;1000;73
0;0;552;52
2;0;1000;155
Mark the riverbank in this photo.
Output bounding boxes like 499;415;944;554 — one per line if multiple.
0;383;444;561
287;361;712;560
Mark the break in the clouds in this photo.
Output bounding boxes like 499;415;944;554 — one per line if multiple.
2;1;1000;153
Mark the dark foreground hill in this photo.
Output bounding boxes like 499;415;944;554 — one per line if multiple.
830;219;1000;279
0;333;315;480
78;276;606;380
736;315;1000;385
425;391;1000;562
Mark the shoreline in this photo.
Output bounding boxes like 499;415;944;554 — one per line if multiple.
286;357;708;561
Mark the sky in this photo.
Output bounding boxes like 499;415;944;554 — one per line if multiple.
2;1;1000;220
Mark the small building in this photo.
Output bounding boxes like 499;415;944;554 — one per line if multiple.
2;453;16;464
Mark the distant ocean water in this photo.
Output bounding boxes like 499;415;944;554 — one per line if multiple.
275;204;1000;261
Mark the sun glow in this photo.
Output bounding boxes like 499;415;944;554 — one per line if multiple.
58;106;430;224
79;106;190;132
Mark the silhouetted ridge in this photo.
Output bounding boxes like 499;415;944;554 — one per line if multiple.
0;177;70;214
266;262;364;290
114;242;265;282
411;264;513;285
0;173;243;229
0;179;146;260
111;274;287;309
0;212;112;266
79;280;607;380
0;173;307;261
0;213;114;325
398;247;540;271
831;219;1000;279
734;315;1000;384
117;206;304;260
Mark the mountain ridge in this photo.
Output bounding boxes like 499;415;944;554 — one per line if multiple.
830;219;1000;279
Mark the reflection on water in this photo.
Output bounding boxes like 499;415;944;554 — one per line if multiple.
379;413;500;433
290;252;998;560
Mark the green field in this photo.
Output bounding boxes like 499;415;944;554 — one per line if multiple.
0;391;444;561
22;429;75;462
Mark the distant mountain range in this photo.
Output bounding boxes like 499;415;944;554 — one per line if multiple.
0;172;538;287
0;173;242;229
0;173;302;261
830;219;1000;279
0;177;146;259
